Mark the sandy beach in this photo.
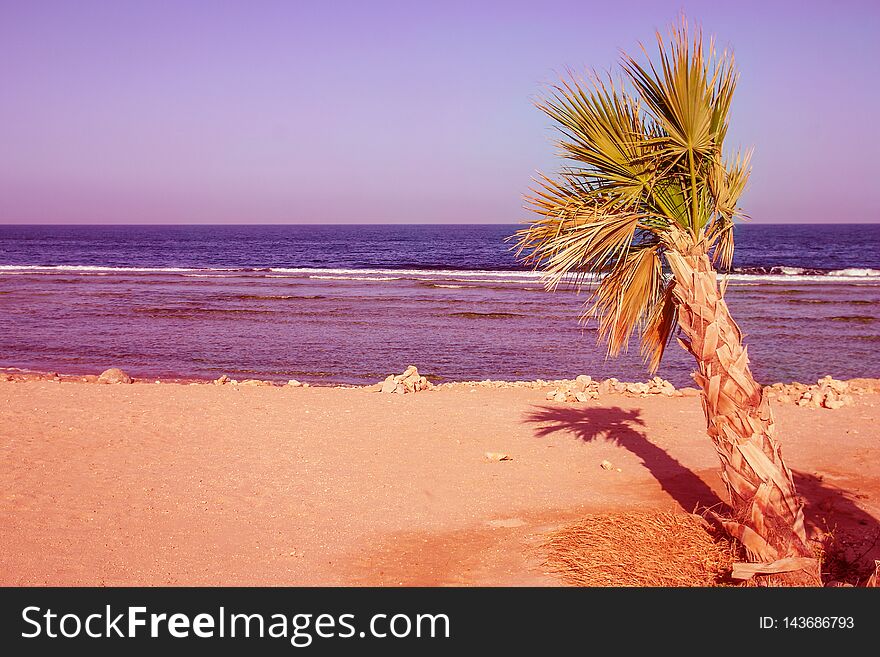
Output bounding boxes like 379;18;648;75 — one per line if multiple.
2;374;878;586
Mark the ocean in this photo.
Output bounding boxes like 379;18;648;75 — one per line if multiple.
0;223;878;387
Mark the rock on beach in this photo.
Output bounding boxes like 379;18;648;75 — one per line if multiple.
545;375;678;403
377;366;433;394
767;375;858;410
97;368;132;384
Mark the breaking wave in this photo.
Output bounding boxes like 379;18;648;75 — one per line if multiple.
0;264;878;285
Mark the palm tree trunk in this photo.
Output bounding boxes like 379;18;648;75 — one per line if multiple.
665;251;820;585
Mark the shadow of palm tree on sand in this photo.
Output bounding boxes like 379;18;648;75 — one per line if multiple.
525;405;725;513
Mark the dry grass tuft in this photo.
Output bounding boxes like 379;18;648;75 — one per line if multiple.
543;510;741;587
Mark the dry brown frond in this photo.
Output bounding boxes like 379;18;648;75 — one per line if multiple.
640;281;678;371
543;510;741;586
590;245;662;356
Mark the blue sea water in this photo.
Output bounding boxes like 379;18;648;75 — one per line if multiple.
0;223;878;386
1;223;878;273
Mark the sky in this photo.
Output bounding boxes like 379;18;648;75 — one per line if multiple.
0;0;878;224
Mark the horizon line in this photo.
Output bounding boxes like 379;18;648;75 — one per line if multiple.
1;221;878;228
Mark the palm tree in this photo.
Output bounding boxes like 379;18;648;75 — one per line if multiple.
514;20;820;585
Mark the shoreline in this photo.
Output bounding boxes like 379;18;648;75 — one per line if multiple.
3;364;879;388
3;365;879;418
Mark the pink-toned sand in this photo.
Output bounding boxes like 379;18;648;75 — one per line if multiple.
1;378;878;585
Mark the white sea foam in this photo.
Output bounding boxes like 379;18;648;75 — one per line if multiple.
725;274;877;284
827;268;880;277
1;263;878;285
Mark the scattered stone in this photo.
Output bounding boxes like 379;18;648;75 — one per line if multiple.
547;375;600;403
18;366;874;408
97;368;132;384
772;376;858;410
542;374;679;403
377;366;433;394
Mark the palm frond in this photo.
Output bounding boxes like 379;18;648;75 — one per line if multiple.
515;201;646;290
537;74;657;209
641;281;679;372
620;18;738;233
589;245;663;357
621;19;736;158
710;149;751;221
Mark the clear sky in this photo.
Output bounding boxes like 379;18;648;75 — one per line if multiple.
1;0;877;224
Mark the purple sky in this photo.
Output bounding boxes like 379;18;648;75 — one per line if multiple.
1;0;878;224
